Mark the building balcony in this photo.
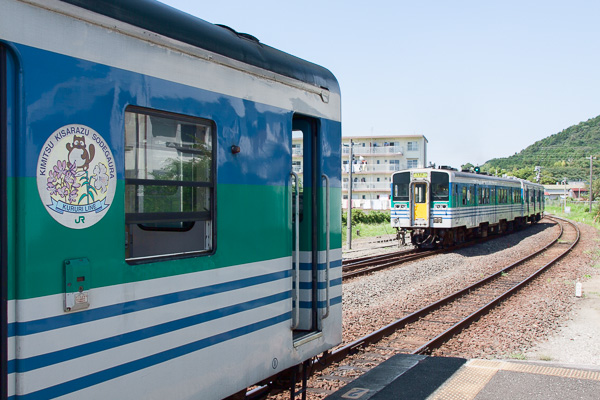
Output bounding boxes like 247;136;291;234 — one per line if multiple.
343;164;403;173
342;182;391;191
342;145;404;156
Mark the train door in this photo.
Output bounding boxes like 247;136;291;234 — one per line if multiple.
411;181;429;226
1;43;12;400
291;115;321;339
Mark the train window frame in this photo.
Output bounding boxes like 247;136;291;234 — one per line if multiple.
124;107;216;263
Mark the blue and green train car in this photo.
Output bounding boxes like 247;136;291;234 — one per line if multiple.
0;1;342;398
391;167;544;247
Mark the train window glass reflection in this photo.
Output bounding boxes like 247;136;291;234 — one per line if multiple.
124;107;215;262
431;172;449;201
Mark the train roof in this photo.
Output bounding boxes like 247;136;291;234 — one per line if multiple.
60;0;340;95
393;168;544;188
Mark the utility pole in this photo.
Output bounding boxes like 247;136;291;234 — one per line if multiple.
590;156;596;212
346;140;353;249
563;178;567;213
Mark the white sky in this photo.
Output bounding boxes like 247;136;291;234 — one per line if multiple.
160;0;600;169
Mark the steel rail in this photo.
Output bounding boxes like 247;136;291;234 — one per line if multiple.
343;249;438;279
412;215;578;354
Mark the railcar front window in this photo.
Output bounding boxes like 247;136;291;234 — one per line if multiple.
431;172;449;201
392;172;410;201
125;107;215;262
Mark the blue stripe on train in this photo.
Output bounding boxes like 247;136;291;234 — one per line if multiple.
298;295;342;309
8;269;291;337
10;312;292;400
10;291;291;374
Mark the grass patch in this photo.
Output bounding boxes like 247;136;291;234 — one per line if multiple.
539;354;553;361
546;202;600;229
342;222;397;242
508;353;527;360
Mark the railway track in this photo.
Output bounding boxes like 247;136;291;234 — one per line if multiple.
342;248;437;278
342;219;544;280
252;216;576;399
306;216;578;396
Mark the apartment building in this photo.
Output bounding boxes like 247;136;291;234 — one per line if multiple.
342;135;428;210
291;134;428;211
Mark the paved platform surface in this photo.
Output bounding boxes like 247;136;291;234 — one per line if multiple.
324;354;600;400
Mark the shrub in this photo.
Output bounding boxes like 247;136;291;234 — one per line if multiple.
342;209;390;225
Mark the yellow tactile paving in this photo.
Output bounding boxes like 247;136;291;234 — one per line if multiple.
427;362;497;400
428;359;600;400
502;361;600;380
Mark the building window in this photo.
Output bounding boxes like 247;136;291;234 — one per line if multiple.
407;141;418;151
125;107;215;262
407;159;418;169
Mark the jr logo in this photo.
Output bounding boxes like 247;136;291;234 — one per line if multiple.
75;216;85;224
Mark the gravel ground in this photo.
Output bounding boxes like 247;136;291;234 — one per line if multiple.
432;221;600;365
341;221;563;347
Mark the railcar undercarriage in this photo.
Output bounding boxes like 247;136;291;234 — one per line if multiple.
396;214;542;249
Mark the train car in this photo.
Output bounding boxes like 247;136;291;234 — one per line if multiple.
0;1;342;399
391;167;544;247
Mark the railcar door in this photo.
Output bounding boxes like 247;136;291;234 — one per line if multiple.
1;43;13;400
291;116;321;338
411;182;429;226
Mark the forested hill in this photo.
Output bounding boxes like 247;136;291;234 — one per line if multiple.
481;115;600;184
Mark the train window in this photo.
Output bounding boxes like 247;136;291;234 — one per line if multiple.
392;172;410;201
498;188;506;204
124;108;215;262
431;172;449;201
414;184;426;203
481;187;489;204
462;186;467;205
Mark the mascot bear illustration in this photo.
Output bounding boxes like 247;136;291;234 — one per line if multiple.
66;135;95;171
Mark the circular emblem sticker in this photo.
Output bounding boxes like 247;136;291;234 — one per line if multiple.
37;124;116;229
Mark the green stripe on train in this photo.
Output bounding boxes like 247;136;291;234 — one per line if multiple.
6;179;341;300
